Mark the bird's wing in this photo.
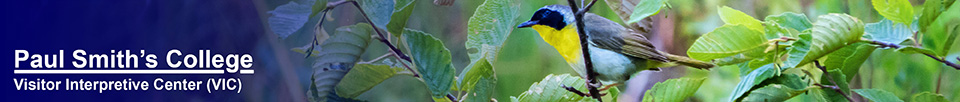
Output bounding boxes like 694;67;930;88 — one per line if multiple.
583;13;668;62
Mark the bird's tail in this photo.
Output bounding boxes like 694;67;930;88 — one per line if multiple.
663;53;715;69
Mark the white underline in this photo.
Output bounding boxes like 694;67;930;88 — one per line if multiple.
13;69;255;74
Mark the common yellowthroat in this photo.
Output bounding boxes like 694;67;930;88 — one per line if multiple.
517;5;714;85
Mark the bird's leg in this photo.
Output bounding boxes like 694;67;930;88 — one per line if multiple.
597;83;621;91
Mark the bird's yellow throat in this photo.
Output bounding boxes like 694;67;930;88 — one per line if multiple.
531;24;582;64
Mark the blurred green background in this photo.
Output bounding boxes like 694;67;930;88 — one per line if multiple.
258;0;960;101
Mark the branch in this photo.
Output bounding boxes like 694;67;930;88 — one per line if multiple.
314;1;447;101
863;39;960;70
562;84;589;97
814;61;857;102
566;0;603;101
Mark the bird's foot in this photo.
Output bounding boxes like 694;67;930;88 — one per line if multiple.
597;83;621;91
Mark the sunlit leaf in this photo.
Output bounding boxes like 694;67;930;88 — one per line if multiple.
403;29;456;98
797;14;865;67
763;21;800;39
740;84;806;102
864;19;914;44
911;92;949;102
896;46;939;55
626;0;666;24
688;25;767;61
784;31;812;69
386;0;418;36
510;74;598;102
642;78;706;102
466;0;519;62
603;0;652;31
872;0;914;25
728;64;779;102
764;12;813;31
718;6;763;32
459;55;497;102
919;0;943;32
335;64;407;98
922;1;960;56
853;89;904;102
822;43;876;81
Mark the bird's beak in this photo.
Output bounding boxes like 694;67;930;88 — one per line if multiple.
517;21;538;28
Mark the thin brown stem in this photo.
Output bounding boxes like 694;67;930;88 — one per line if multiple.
814;61;857;102
863;39;960;70
562;84;589;97
565;0;603;101
313;1;445;101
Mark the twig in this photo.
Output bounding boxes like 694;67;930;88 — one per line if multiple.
562;84;589;97
814;61;857;102
863;39;960;70
565;0;603;101
315;1;446;101
348;1;413;63
446;94;458;101
304;0;355;58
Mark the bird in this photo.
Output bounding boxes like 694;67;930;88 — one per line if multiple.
516;5;714;88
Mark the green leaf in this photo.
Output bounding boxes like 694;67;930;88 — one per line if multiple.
728;64;779;102
763;21;801;39
308;24;375;101
626;0;666;24
642;78;706;102
335;64;406;98
911;92;949;102
313;23;373;67
819;69;851;102
740;84;806;102
872;0;915;25
784;31;812;68
356;0;395;28
606;86;621;102
403;29;456;98
853;89;904;102
459;55;497;102
759;74;808;90
764;12;813;31
268;0;318;38
306;24;371;101
386;0;418;36
510;74;598;102
466;0;519;62
919;0;943;32
922;0;960;56
309;69;348;102
865;19;915;44
710;46;770;66
310;0;328;17
896;46;939;55
292;28;330;57
718;6;763;32
688;25;767;61
797;14;865;67
822;43;876;81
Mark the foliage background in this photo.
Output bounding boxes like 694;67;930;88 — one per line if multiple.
257;0;960;101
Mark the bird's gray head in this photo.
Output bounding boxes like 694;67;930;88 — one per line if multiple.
517;5;575;30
